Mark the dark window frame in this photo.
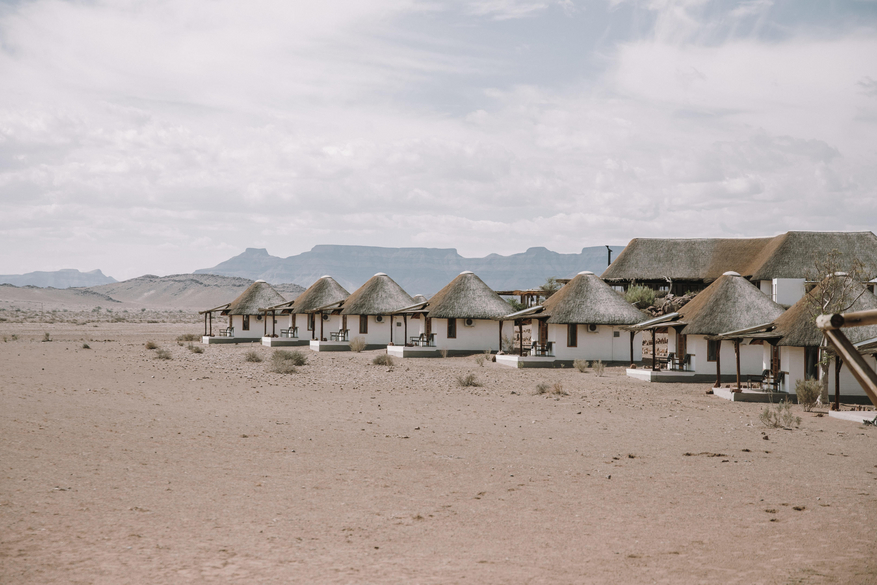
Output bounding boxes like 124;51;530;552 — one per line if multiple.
707;339;719;362
567;324;577;347
447;318;457;339
242;315;250;331
359;315;368;334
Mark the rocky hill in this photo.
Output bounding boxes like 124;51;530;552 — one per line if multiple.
196;245;623;296
0;268;117;288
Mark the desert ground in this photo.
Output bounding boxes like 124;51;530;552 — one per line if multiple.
2;321;876;584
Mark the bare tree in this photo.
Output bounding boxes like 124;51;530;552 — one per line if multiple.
806;250;874;403
539;277;561;301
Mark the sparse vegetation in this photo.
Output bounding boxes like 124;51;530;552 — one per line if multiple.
270;350;300;374
372;353;394;366
501;334;516;354
440;348;448;358
474;349;491;366
349;337;367;352
573;359;589;373
245;350;263;363
795;379;820;412
592;360;606;377
81;343;90;349
273;349;307;366
177;333;200;342
759;401;801;429
145;340;158;350
457;373;482;387
155;348;172;360
42;332;51;342
624;285;656;308
535;381;566;395
535;382;550;395
188;343;204;354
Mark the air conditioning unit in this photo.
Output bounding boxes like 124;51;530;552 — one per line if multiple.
322;313;330;321
374;315;384;323
587;324;599;333
464;318;475;327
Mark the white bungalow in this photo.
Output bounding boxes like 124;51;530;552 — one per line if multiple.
330;273;414;352
199;280;287;344
722;275;877;405
629;271;785;384
388;272;511;358
261;275;349;347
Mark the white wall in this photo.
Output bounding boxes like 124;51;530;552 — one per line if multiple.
431;318;502;352
229;314;265;339
309;313;346;341
547;324;641;362
772;278;806;306
759;280;773;296
347;315;394;346
776;345;876;398
686;335;762;376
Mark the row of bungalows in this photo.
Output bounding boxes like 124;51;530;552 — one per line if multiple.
200;270;651;365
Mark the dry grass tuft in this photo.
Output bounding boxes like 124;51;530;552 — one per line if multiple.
372;353;394;366
349;337;367;352
155;348;172;360
592;360;605;377
245;350;263;363
81;343;91;349
795;379;820;412
176;333;200;342
270;350;302;374
440;348;449;358
188;343;204;354
457;373;481;387
145;340;158;350
573;359;589;373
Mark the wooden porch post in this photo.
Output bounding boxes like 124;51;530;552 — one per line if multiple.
209;312;212;336
498;320;503;352
263;312;267;337
403;315;407;345
715;339;722;388
320;311;324;341
651;328;657;371
390;315;394;345
734;340;741;391
204;312;207;337
272;310;276;337
834;356;842;410
630;331;634;364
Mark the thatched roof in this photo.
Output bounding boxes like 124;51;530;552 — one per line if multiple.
539;271;646;325
602;231;877;283
678;272;785;335
340;273;414;315
291;275;349;314
425;271;512;320
226;280;287;315
773;276;877;347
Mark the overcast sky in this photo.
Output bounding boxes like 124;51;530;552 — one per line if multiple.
1;0;876;280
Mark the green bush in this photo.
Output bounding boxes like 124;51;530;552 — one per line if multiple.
795;378;821;412
624;285;656;308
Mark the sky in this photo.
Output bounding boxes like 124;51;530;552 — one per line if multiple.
1;0;876;280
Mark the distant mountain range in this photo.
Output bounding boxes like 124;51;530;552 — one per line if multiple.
195;245;623;296
0;268;117;288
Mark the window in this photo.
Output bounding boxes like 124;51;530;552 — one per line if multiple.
567;324;577;347
359;315;368;334
308;314;315;331
707;339;719;362
613;330;620;338
447;318;457;339
242;315;250;331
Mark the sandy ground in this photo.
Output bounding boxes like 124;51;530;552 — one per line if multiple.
1;322;876;584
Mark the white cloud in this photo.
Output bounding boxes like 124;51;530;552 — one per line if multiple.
0;0;875;279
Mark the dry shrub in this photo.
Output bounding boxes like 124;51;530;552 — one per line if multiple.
42;332;52;342
270;350;300;374
457;373;481;387
795;379;820;412
474;349;491;366
155;348;172;360
759;401;801;429
176;333;200;342
551;381;567;395
188;343;204;354
440;348;449;358
349;337;367;352
145;340;158;350
535;382;550;395
245;350;263;363
275;349;308;366
372;353;394;366
573;359;589;373
81;343;91;349
592;360;605;377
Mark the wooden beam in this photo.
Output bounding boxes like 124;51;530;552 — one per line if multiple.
822;329;877;408
715;339;722;388
834;356;842;410
734;340;741;391
651;328;657;371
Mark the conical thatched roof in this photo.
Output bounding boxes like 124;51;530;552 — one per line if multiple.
425;271;511;320
340;273;414;315
291;275;349;314
773;276;877;347
539;271;646;325
226;280;287;315
678;272;785;335
411;294;428;304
